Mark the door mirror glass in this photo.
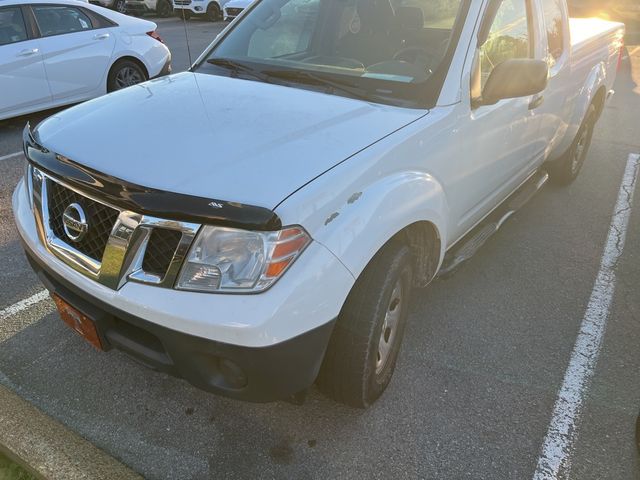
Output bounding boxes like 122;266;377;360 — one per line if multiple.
481;58;548;105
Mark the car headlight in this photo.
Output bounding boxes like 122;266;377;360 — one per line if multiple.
176;225;311;293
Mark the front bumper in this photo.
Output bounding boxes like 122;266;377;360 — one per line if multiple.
25;245;335;402
13;178;354;400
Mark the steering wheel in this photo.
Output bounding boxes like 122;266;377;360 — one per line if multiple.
393;47;432;66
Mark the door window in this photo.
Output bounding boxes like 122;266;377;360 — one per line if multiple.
541;0;564;63
0;7;29;46
33;5;93;37
479;0;531;89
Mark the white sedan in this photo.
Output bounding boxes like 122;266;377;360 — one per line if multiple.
223;0;251;21
0;0;171;121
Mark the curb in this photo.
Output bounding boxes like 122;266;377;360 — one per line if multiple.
0;385;142;480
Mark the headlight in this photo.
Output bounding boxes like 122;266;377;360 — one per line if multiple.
176;225;311;293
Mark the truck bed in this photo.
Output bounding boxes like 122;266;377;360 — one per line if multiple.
570;17;625;53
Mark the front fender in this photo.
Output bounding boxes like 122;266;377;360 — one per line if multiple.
278;169;449;282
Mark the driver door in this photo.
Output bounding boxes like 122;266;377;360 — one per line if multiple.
450;0;545;238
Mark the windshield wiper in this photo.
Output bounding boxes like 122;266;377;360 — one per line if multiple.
263;69;382;102
206;58;273;83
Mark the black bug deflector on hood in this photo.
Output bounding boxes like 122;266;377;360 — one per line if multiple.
24;124;283;231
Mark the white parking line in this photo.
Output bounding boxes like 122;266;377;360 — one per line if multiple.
532;153;640;480
0;151;22;162
0;291;49;321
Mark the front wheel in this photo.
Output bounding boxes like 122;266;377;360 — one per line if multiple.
317;241;414;408
206;2;221;21
548;104;597;185
107;59;148;92
156;0;171;17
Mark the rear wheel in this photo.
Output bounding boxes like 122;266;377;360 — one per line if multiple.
206;2;221;21
107;59;148;92
156;0;171;17
317;241;414;408
548;104;597;185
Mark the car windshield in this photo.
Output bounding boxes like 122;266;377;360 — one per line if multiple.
194;0;468;107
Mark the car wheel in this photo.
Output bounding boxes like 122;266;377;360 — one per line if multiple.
107;59;148;92
206;2;221;21
548;104;597;186
114;0;127;14
157;0;171;17
317;240;414;408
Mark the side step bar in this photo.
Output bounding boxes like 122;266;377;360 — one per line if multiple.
438;170;549;277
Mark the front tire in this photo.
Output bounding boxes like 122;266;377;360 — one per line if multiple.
317;241;414;408
107;59;148;92
156;0;171;17
548;104;597;186
206;2;221;21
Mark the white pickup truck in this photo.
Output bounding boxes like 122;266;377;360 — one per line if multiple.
13;0;624;407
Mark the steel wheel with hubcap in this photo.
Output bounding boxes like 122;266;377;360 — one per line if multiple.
107;59;148;92
548;104;597;185
318;240;413;408
376;280;403;375
207;2;221;21
157;0;171;17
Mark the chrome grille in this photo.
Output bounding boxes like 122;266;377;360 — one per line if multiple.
30;167;200;290
142;228;183;277
48;181;119;262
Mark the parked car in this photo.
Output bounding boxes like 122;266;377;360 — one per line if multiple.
0;0;171;121
90;0;127;15
14;0;624;407
126;0;172;17
223;0;249;21
173;0;228;20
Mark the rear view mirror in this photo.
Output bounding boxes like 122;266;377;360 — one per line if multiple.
481;59;549;106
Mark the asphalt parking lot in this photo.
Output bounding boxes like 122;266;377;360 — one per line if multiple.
1;16;640;480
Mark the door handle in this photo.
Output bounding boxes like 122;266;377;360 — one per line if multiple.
18;48;39;57
93;33;110;40
529;95;544;110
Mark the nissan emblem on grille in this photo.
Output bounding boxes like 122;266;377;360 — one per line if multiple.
62;203;89;242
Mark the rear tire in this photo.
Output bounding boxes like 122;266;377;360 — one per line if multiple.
317;241;414;408
548;104;597;186
107;59;148;92
206;2;221;21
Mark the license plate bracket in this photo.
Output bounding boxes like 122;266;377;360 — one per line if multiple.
52;294;104;351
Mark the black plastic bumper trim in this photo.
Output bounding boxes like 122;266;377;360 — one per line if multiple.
23;124;282;231
23;245;335;402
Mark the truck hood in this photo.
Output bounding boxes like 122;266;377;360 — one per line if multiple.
34;72;426;209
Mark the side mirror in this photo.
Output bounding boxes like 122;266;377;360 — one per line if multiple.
480;59;549;106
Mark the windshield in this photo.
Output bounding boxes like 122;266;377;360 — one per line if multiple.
194;0;469;107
